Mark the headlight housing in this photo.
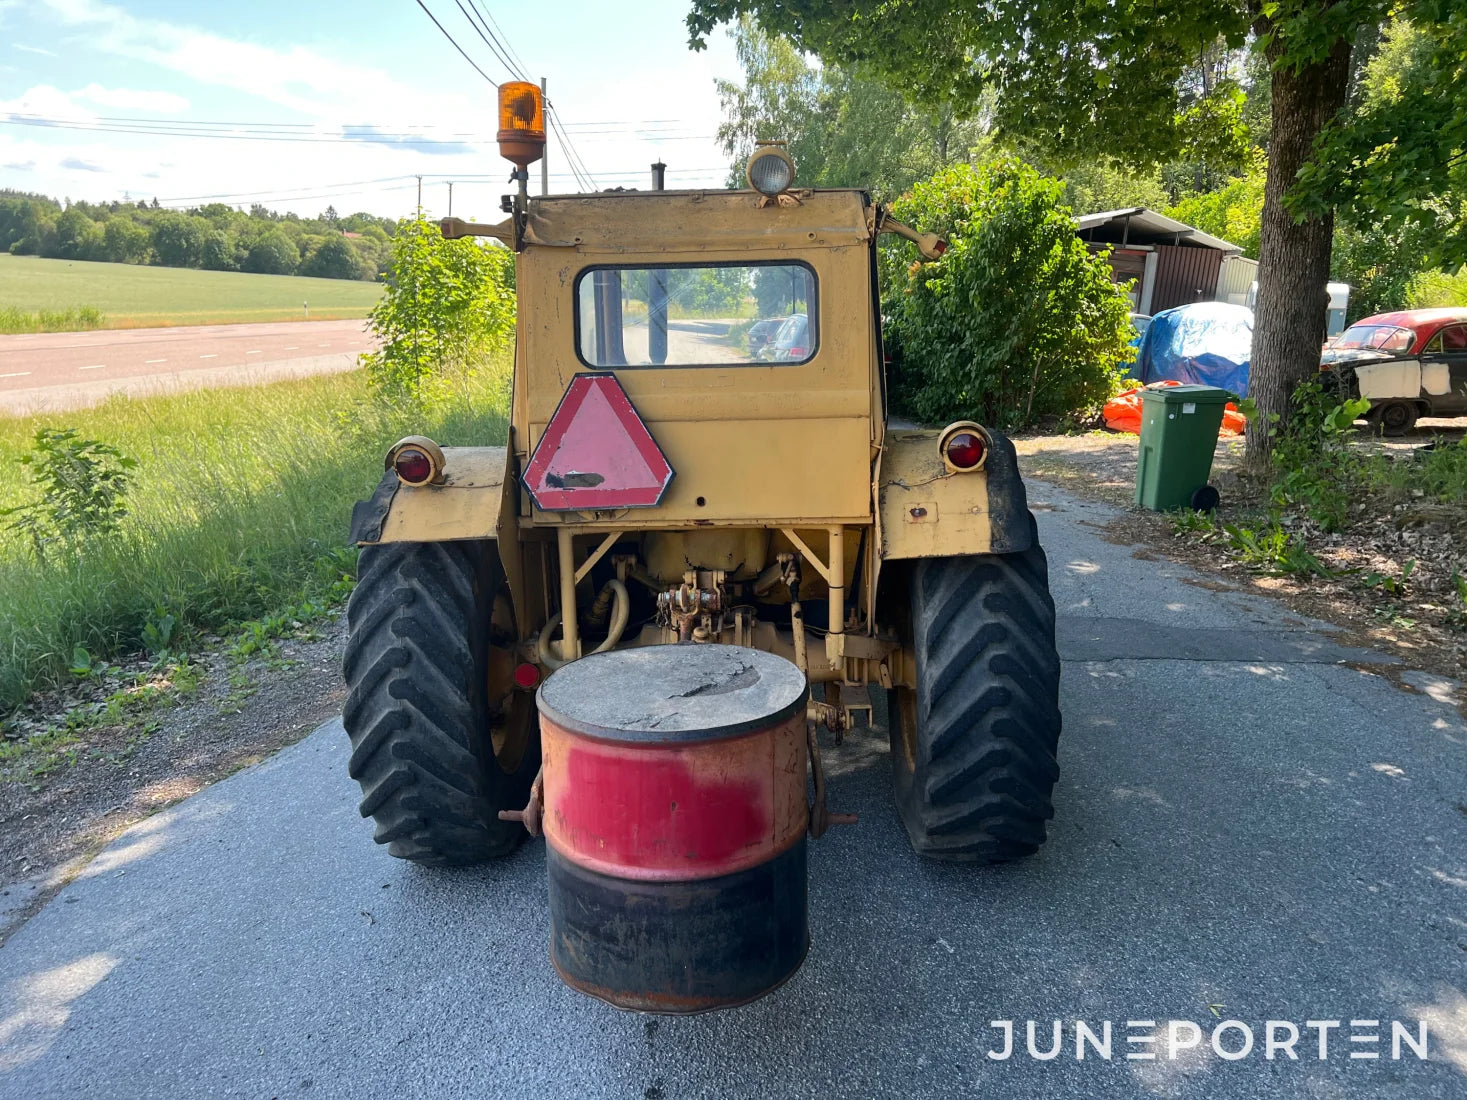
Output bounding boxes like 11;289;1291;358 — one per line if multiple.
746;144;794;197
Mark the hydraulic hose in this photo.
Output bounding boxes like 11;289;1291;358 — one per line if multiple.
537;578;630;670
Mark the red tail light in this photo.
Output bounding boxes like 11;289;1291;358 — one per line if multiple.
394;448;433;484
944;432;984;469
937;421;989;472
786;346;807;358
513;662;541;690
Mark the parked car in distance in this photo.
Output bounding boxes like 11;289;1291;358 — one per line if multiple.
1320;308;1467;435
746;317;784;355
764;313;814;363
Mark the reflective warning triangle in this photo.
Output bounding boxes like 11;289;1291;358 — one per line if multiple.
522;373;675;511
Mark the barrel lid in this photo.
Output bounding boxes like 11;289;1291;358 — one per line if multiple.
537;644;809;743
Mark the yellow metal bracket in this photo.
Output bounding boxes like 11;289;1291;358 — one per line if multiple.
573;530;625;585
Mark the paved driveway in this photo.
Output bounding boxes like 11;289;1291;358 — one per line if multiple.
1;486;1464;1099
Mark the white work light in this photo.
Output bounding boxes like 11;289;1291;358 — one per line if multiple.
746;144;795;197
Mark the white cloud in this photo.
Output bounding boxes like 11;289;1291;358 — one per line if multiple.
40;0;477;127
13;43;57;58
74;83;189;114
0;84;96;123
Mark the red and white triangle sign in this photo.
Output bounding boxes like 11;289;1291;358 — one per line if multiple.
523;373;675;511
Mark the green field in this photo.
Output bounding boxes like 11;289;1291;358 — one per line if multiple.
0;254;383;329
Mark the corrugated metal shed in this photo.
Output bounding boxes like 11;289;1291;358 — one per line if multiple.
1074;208;1241;254
1150;245;1224;312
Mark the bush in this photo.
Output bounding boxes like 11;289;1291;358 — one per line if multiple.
361;217;515;403
1408;266;1467;308
881;161;1134;431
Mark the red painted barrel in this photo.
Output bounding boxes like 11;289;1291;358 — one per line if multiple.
537;644;809;1013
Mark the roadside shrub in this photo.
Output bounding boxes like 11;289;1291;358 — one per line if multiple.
361;217;515;404
0;428;136;561
881;161;1134;431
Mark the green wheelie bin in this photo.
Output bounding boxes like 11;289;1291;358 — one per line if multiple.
1134;385;1231;511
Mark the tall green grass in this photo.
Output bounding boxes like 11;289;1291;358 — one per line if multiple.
0;305;106;334
0;365;508;711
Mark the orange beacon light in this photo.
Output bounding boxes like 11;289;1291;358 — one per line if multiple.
497;81;546;167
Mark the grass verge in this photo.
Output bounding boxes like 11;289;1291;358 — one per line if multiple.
0;306;106;334
0;363;508;712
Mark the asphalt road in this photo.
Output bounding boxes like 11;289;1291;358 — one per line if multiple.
1;486;1465;1099
0;320;374;414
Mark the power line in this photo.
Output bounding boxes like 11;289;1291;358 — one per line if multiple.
0;113;709;144
547;110;593;191
10;110;694;131
452;0;521;79
474;2;532;80
0;116;490;145
412;0;498;86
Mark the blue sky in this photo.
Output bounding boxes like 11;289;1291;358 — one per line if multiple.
0;0;742;218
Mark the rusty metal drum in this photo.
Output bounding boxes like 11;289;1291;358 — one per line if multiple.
537;644;810;1013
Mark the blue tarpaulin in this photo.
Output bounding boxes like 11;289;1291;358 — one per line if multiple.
1134;302;1253;396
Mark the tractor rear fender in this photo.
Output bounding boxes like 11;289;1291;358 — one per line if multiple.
350;441;538;644
350;445;512;547
873;427;1032;564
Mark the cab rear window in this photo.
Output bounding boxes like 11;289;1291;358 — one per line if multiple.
575;262;817;368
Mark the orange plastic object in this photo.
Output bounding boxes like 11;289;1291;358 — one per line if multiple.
497;81;545;167
1104;381;1247;437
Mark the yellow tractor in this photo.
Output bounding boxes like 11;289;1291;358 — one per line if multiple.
343;82;1062;869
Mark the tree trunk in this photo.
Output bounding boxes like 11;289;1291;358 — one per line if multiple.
1246;28;1353;465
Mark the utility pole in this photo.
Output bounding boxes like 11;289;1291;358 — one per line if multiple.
415;175;423;212
541;77;549;196
447;181;454;216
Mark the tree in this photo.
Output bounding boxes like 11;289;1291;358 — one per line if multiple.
880;162;1133;430
688;0;1434;461
242;231;299;275
714;17;984;199
1167;158;1267;258
361;218;515;402
301;235;363;280
54;208;102;261
1300;14;1467;270
150;213;210;267
200;230;238;271
102;217;151;264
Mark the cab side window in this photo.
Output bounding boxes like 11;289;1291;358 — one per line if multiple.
1441;325;1467;352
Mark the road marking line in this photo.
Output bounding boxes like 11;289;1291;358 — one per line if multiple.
0;371;31;378
247;349;263;354
146;358;167;364
79;364;106;370
317;342;331;347
284;346;299;350
200;353;217;359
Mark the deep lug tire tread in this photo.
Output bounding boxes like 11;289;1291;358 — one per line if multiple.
892;521;1063;861
343;540;531;865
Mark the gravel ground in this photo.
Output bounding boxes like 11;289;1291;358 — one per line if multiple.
0;619;347;938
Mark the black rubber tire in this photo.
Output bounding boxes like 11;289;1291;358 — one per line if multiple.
342;540;538;865
887;521;1062;861
1369;401;1418;437
1189;485;1221;513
